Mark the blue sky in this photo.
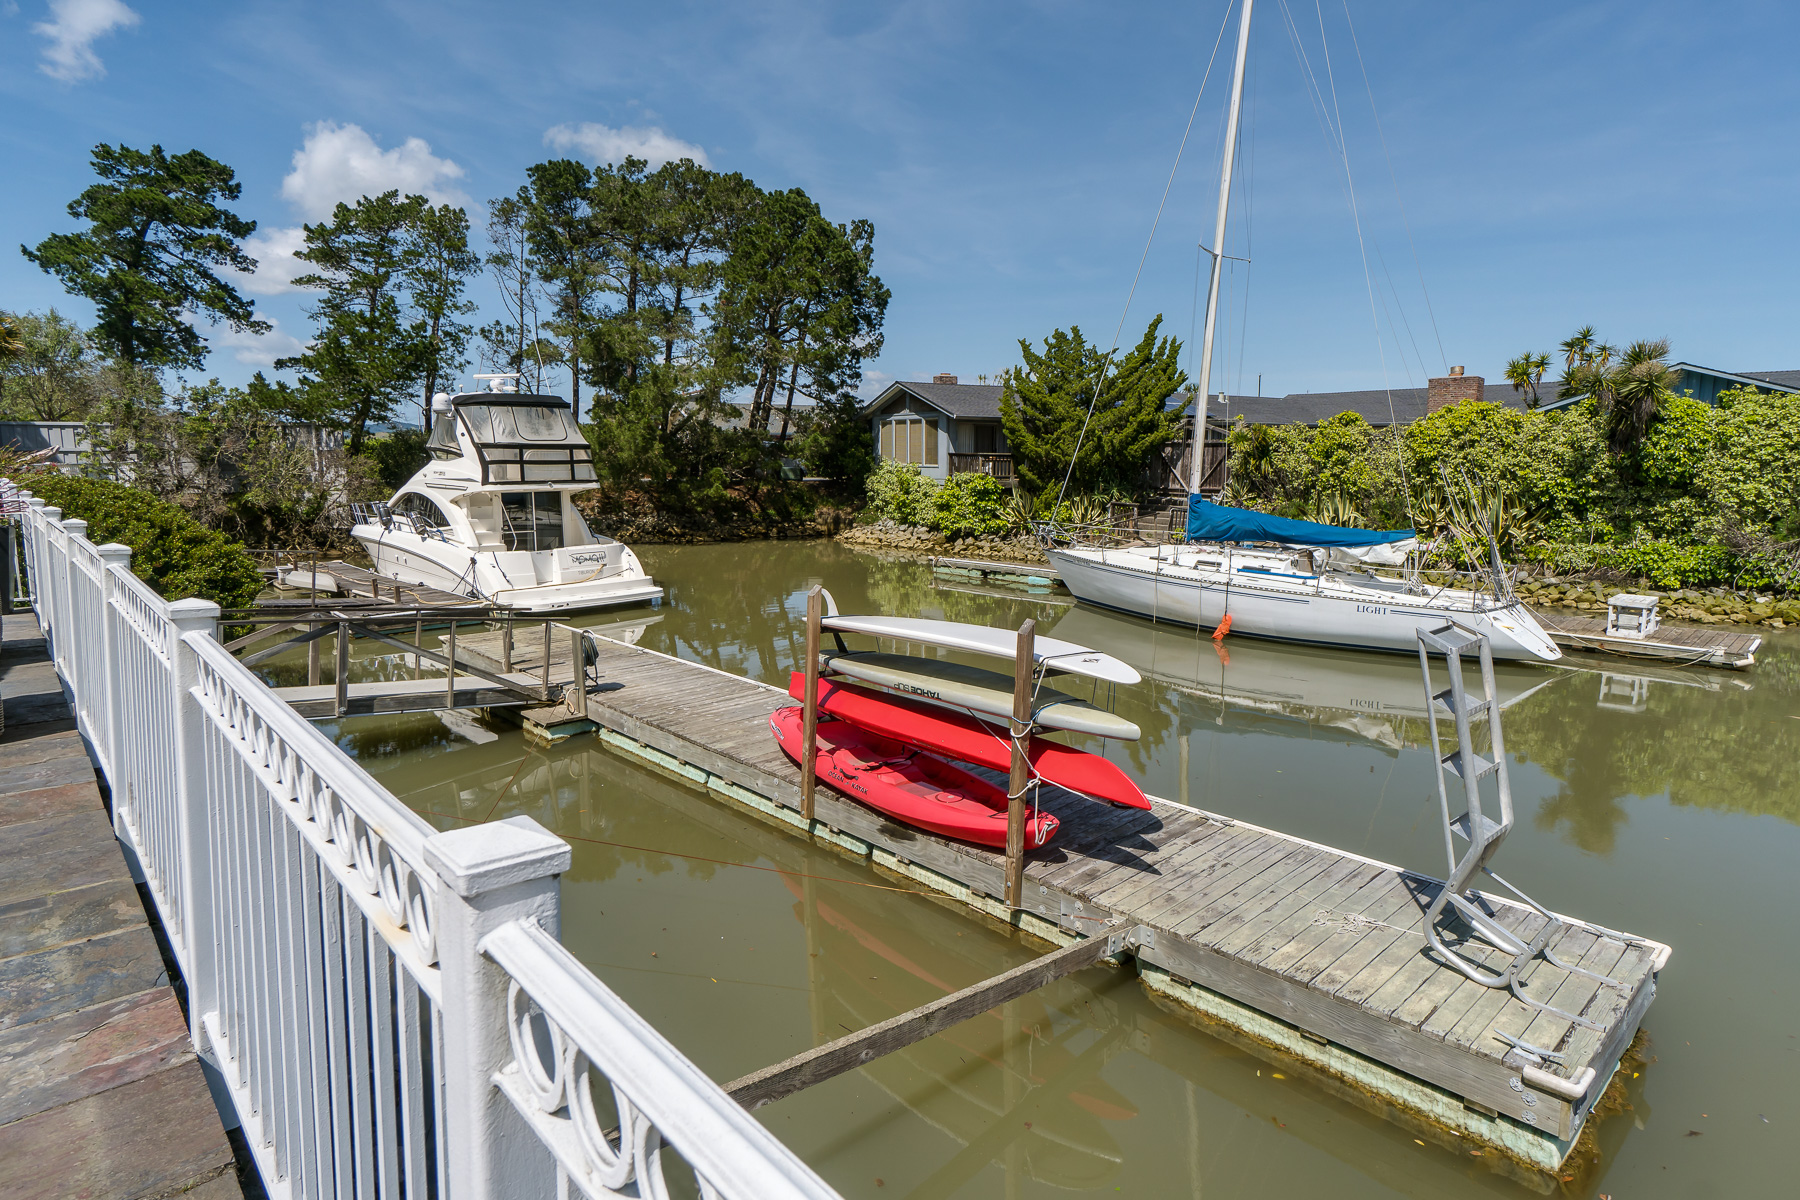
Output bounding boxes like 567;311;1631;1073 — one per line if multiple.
4;0;1798;405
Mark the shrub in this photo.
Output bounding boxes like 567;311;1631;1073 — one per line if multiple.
26;476;265;609
931;472;1011;539
863;461;939;526
793;392;877;495
360;429;430;492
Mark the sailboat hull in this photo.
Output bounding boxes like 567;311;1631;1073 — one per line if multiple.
1047;545;1561;662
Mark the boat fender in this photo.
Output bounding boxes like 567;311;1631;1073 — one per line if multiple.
1212;613;1233;642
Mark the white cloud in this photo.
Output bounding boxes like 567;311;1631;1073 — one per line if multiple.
280;121;468;222
234;225;309;295
543;122;709;168
210;318;305;369
34;0;139;82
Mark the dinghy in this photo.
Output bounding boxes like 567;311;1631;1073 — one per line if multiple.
788;674;1150;810
769;707;1060;848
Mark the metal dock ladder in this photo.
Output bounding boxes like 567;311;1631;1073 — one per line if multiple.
1417;622;1622;1048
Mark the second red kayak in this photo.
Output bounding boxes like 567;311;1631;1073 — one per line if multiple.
787;673;1150;810
770;707;1059;849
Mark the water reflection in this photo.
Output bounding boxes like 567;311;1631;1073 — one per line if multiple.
1049;605;1557;754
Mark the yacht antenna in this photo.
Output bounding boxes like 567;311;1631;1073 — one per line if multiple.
473;373;521;394
1193;0;1255;495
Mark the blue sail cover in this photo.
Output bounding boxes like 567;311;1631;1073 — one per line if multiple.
1186;497;1414;547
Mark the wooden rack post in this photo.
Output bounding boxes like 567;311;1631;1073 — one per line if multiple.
1005;618;1035;907
307;621;320;687
413;617;423;680
801;586;822;823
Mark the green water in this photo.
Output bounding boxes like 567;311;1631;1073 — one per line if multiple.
317;540;1798;1198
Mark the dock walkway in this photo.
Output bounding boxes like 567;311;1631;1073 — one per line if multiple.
1530;606;1761;668
0;613;243;1200
455;627;1666;1173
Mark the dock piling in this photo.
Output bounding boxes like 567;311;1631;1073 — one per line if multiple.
335;619;349;716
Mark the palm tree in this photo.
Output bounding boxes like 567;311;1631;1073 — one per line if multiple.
1559;325;1597;376
1556;328;1616;403
0;312;23;364
1504;351;1551;407
1604;338;1676;453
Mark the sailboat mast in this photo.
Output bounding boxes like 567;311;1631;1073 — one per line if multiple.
1191;0;1255;486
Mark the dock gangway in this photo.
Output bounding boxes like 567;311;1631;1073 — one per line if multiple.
12;494;843;1200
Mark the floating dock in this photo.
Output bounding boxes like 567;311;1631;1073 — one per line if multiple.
261;557;481;610
452;626;1667;1177
1530;608;1761;668
928;556;1062;588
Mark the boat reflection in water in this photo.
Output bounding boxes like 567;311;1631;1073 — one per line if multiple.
1049;605;1560;752
783;872;1137;1193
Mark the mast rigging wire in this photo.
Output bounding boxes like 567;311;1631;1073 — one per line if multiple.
1053;1;1238;510
1342;0;1448;375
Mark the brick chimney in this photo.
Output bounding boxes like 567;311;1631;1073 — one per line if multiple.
1427;365;1483;413
933;373;958;385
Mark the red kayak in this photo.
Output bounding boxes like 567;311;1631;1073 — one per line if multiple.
769;707;1058;849
787;673;1150;810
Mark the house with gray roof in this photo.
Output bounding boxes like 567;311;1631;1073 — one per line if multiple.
863;375;1013;482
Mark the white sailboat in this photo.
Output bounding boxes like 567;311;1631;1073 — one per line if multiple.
1046;0;1560;663
350;377;662;613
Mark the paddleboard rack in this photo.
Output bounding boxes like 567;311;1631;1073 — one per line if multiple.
797;600;1144;907
1417;622;1627;1041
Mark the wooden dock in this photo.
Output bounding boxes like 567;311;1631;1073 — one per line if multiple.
0;613;243;1200
266;557;481;609
929;556;1062;587
1530;607;1761;668
453;627;1668;1174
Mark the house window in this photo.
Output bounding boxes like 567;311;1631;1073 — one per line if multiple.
880;416;938;466
974;423;998;454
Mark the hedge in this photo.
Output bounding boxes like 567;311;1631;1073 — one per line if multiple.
27;476;266;610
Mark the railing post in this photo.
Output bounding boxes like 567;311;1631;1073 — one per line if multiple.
425;816;572;1199
37;508;64;663
169;598;222;1020
95;543;132;827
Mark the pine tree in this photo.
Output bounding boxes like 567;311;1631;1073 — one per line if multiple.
23;143;268;371
276;192;431;453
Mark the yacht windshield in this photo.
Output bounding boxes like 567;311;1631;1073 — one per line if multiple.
454;396;598;484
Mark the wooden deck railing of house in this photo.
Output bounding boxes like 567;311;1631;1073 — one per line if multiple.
946;453;1016;482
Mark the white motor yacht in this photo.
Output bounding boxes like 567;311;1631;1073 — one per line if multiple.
350;380;661;614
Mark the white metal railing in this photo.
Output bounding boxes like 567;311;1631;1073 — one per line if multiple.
13;495;841;1200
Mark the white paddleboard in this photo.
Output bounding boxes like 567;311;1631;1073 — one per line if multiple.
822;651;1142;741
821;614;1141;686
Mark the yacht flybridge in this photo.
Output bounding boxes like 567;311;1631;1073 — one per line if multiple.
350;377;661;613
